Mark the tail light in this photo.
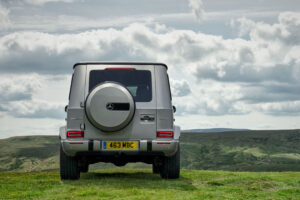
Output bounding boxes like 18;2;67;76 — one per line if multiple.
67;131;84;138
157;131;174;138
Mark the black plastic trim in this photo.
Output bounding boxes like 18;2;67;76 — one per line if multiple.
76;151;163;157
73;62;168;70
88;140;93;151
147;140;152;152
106;103;130;111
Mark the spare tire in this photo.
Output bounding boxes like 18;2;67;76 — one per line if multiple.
85;82;135;132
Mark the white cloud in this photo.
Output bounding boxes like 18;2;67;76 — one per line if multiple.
24;0;76;5
173;81;248;116
175;112;300;130
0;2;10;29
257;101;300;116
0;74;67;119
193;12;300;87
0;115;64;139
0;12;300;117
188;0;205;22
0;74;41;101
235;11;300;45
0;99;65;119
170;79;191;97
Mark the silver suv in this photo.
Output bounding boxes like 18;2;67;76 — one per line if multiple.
59;62;180;180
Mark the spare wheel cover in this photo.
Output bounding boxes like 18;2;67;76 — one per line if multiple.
85;82;135;132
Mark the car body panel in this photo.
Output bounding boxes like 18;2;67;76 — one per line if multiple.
61;62;180;160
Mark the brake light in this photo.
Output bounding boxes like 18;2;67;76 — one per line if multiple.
67;131;84;137
105;68;135;70
157;131;174;138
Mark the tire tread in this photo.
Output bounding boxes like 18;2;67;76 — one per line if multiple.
60;145;80;180
160;146;180;179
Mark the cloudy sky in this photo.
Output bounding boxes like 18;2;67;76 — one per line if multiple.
0;0;300;138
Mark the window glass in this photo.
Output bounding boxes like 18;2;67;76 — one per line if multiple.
89;70;152;102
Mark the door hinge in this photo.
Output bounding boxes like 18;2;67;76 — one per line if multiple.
80;123;85;130
80;102;84;108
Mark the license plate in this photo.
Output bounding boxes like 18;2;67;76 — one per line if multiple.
102;141;138;150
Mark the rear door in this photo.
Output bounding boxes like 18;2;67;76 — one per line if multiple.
83;64;157;140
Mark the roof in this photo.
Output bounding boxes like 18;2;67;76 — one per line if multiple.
73;62;168;70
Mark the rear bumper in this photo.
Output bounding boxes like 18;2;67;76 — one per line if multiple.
61;139;179;157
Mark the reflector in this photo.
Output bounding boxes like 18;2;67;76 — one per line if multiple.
157;142;171;145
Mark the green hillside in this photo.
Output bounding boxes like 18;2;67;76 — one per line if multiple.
181;129;300;171
0;136;59;172
0;169;300;199
1;129;300;172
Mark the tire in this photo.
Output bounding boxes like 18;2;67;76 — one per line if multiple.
85;82;135;132
152;163;160;174
60;145;80;180
80;164;89;173
159;146;180;179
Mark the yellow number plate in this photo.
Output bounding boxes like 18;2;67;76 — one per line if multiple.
103;141;138;150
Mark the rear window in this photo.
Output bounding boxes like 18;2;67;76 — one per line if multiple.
89;69;152;102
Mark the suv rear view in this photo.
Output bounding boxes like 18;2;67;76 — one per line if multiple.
59;62;181;180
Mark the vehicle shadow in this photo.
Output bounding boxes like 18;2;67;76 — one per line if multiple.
71;171;197;191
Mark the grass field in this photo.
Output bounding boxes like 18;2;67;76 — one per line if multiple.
0;169;300;199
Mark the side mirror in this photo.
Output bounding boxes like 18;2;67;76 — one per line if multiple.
172;105;176;113
65;105;68;112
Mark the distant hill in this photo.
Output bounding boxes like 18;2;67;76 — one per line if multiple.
182;128;250;133
0;136;59;172
181;129;300;171
1;129;300;172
